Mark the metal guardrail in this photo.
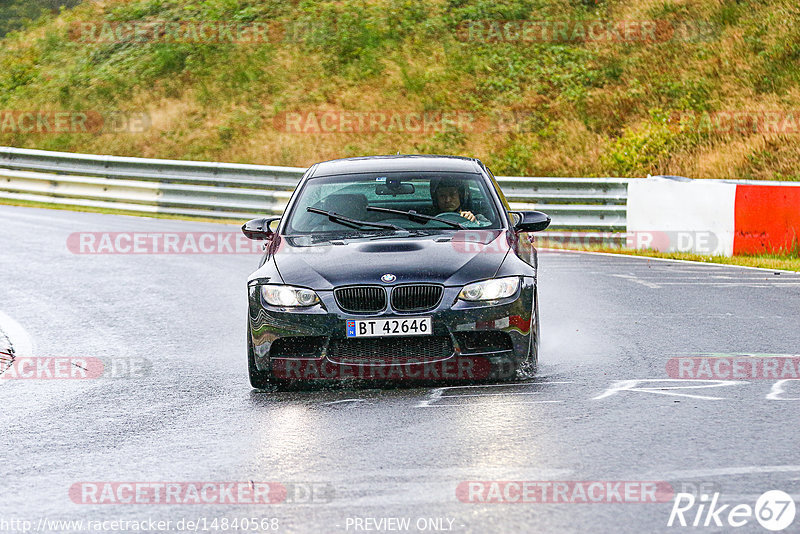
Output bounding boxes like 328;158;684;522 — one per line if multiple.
496;176;628;232
0;147;629;241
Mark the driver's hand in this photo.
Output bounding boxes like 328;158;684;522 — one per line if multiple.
459;210;477;222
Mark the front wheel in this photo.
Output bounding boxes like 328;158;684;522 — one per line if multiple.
517;289;540;379
517;339;538;379
247;328;272;389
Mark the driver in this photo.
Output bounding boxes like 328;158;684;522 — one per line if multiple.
430;178;487;224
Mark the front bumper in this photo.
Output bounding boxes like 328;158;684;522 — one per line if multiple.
248;278;535;381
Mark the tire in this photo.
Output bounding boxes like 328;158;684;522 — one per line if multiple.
247;327;272;390
517;287;540;379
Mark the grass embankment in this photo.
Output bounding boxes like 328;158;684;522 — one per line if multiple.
0;0;799;178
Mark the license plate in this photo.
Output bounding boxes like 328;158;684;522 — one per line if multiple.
346;317;432;338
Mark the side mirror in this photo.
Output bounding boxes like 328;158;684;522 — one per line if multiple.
242;216;281;240
510;211;551;233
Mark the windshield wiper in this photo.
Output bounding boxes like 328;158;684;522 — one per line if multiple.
365;206;465;229
306;207;404;231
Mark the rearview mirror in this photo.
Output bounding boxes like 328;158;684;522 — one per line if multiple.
376;183;415;196
510;211;551;233
242;216;281;240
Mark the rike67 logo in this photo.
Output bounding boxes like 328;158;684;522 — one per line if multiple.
668;490;796;531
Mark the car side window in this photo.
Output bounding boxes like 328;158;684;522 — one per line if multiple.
486;167;511;213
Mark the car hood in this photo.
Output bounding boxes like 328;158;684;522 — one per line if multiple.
268;230;510;289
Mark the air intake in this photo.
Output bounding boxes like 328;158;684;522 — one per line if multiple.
391;284;443;312
334;286;387;313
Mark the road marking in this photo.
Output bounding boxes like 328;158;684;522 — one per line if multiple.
419;400;564;407
626;274;800;280
417;381;573;407
593;379;744;400
766;379;800;401
655;465;800;479
652;282;800;286
0;312;33;384
0;311;32;358
321;399;366;405
610;273;661;288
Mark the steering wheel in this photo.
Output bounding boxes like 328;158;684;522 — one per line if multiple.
434;211;470;222
433;211;490;228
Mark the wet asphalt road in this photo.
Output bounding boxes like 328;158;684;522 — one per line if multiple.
1;204;800;534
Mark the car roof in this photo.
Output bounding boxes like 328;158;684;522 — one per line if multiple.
309;155;483;177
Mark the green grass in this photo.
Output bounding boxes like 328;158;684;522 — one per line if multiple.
0;0;81;38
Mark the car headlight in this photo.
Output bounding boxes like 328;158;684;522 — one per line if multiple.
458;276;520;301
261;285;320;307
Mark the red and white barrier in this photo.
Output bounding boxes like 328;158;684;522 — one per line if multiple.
627;177;800;256
734;184;800;255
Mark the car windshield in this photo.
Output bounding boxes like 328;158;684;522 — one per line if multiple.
283;171;502;235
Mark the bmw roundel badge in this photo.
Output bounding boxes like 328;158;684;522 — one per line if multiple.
381;273;396;283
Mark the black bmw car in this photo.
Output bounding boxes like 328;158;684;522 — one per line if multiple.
243;155;550;388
